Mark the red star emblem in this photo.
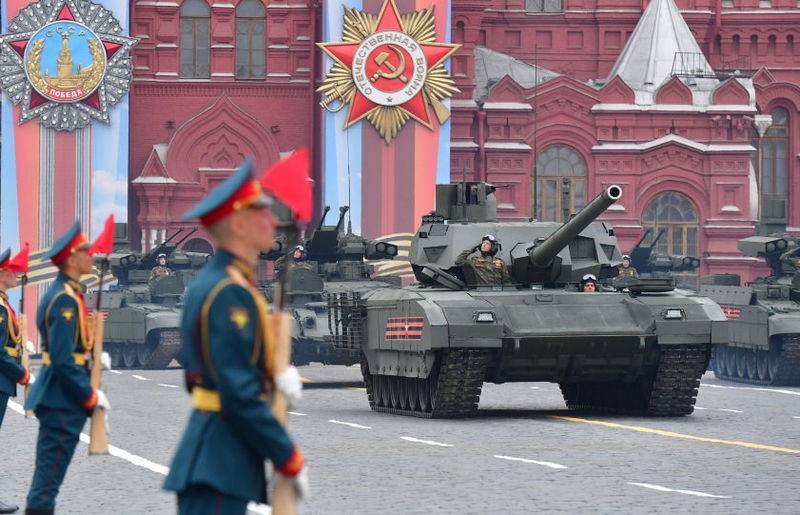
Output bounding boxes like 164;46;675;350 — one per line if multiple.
318;0;459;130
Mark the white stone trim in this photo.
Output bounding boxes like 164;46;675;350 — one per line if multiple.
155;72;179;77
211;3;236;8
132;176;177;184
155;43;177;48
592;134;755;154
211;72;235;77
452;99;478;108
451;141;478;149
483;102;532;111
485;141;532;150
592;103;755;113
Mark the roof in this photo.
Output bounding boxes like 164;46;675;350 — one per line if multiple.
473;46;559;104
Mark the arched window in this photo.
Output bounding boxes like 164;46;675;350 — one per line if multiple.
533;144;587;222
180;0;210;78
236;0;266;79
755;107;790;227
454;21;465;44
642;192;699;288
788;35;795;55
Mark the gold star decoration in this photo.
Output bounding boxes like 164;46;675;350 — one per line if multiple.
229;308;250;330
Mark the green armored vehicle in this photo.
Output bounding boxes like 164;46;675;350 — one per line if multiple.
618;228;700;290
329;182;727;418
87;225;209;369
700;236;800;385
262;206;399;366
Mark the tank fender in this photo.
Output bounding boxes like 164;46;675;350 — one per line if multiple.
768;314;800;337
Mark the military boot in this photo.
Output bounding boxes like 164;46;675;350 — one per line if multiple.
0;500;18;514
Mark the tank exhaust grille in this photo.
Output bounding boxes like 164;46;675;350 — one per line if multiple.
326;291;367;350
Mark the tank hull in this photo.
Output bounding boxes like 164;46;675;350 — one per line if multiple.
101;304;182;369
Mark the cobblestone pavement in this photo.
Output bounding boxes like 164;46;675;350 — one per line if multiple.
1;362;798;514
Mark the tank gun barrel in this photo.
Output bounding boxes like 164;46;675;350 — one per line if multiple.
529;185;622;267
314;206;331;234
650;227;666;248
173;227;198;248
335;206;349;234
635;228;652;248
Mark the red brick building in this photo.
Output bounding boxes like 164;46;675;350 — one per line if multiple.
130;0;800;283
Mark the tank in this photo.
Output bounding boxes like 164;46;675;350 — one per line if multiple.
86;224;209;369
699;235;800;385
618;228;700;289
261;206;400;366
328;182;727;418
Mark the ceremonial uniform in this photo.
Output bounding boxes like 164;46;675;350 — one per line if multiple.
164;158;304;515
148;265;174;288
24;224;100;513
455;247;511;285
0;249;32;429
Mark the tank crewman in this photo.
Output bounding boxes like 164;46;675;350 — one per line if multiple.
617;254;639;279
780;247;800;290
580;273;599;293
454;234;511;286
164;158;308;515
274;245;312;280
148;253;174;288
0;248;35;515
24;223;111;514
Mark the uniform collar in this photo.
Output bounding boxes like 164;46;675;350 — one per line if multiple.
215;249;256;283
57;271;85;293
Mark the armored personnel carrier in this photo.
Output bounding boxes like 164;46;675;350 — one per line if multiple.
700;236;800;385
262;206;399;366
329;182;727;418
87;225;209;369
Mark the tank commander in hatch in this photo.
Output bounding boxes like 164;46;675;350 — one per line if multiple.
780;247;800;290
274;245;313;280
455;234;511;286
617;254;638;279
580;274;599;293
148;253;174;288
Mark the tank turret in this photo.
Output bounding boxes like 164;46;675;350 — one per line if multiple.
737;236;794;277
628;228;700;276
411;182;622;287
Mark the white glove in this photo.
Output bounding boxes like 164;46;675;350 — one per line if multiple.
275;366;303;405
27;372;36;385
281;467;309;502
95;389;111;411
25;340;36;354
100;351;112;371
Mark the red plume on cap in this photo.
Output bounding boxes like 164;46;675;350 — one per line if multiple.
90;215;115;255
6;242;30;273
260;148;313;223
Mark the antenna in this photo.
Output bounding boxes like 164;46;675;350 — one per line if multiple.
532;38;539;220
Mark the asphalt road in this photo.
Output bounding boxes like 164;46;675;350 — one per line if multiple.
1;363;798;514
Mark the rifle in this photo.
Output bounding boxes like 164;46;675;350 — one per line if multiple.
89;258;110;454
19;273;32;417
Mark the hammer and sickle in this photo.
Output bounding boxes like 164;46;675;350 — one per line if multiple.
370;45;408;84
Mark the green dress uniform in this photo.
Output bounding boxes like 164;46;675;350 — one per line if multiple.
454;247;511;285
164;158;304;515
0;247;31;428
24;224;98;513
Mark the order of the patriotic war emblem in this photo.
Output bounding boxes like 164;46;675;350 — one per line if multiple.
0;0;137;130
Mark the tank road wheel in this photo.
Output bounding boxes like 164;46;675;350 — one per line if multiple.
712;346;726;379
137;341;155;368
756;350;770;382
107;342;123;369
376;375;389;408
404;378;419;411
767;336;800;386
735;347;748;378
417;375;432;413
122;342;138;368
745;349;758;380
388;376;402;409
396;378;410;410
723;346;737;378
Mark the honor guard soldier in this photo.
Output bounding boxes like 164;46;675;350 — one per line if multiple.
164;158;308;515
455;234;511;286
0;248;35;515
24;223;111;515
617;254;639;279
274;244;312;281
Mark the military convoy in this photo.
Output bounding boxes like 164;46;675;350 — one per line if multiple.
262;206;400;366
87;225;209;369
700;236;800;385
328;182;726;418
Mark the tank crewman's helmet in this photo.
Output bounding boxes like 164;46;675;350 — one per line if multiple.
157;253;167;259
182;157;272;227
622;254;630;261
481;234;500;256
0;248;10;269
581;273;598;287
44;222;91;265
293;245;306;260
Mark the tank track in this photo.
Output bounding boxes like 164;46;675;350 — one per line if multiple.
364;349;490;418
560;344;710;416
139;330;182;369
713;336;800;386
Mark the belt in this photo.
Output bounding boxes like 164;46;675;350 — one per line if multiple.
191;386;269;412
4;346;18;358
42;351;87;366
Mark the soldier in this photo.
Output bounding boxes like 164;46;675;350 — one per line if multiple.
780;247;800;290
274;244;312;280
24;223;111;514
164;159;308;514
617;254;638;279
454;234;511;286
580;273;599;292
0;248;35;515
148;253;174;288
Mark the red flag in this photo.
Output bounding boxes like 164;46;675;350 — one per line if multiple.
6;242;30;273
260;148;313;223
89;215;115;255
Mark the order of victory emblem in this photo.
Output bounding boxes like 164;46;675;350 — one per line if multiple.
318;0;460;143
0;0;137;131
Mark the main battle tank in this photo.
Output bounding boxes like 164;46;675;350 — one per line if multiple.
329;182;727;418
700;236;800;385
262;206;399;366
87;225;209;369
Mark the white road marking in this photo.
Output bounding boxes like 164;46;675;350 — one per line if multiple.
288;411;308;416
718;408;744;414
494;454;568;469
132;375;150;381
702;383;800;397
530;386;540;390
793;416;800;420
694;406;708;410
109;370;122;375
158;383;179;389
329;419;371;430
400;436;453;447
628;482;731;499
8;401;272;514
